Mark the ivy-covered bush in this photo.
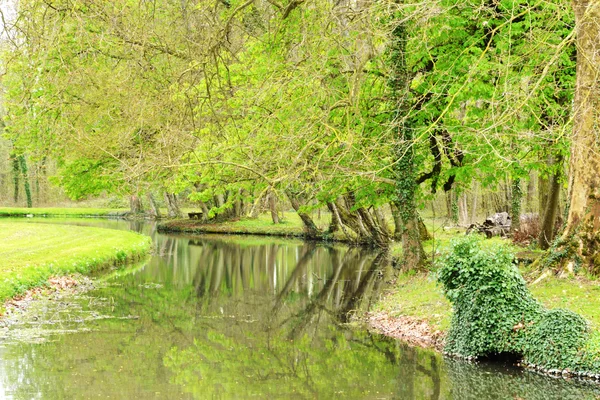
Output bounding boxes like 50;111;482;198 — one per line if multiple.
437;236;598;374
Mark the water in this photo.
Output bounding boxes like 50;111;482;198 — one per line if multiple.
0;218;599;399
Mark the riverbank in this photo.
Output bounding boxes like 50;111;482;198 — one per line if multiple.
368;269;600;375
0;221;151;308
157;213;350;240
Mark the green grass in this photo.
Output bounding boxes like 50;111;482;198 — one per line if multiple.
373;272;452;332
531;277;600;329
0;221;151;304
375;270;600;341
159;212;336;238
0;207;127;217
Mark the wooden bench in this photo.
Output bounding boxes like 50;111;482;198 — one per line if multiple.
188;212;203;220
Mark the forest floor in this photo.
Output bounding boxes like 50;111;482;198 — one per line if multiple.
0;221;151;310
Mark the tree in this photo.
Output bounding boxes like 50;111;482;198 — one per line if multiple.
556;0;600;272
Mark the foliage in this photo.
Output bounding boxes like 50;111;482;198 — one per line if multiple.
437;236;599;372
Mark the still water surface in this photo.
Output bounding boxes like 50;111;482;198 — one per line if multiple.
0;218;599;399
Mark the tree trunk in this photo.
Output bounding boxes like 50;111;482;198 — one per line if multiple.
326;202;340;234
268;189;279;224
458;192;469;226
129;195;143;215
390;202;403;241
511;178;522;233
388;22;425;269
18;155;32;208
11;156;19;204
557;1;600;272
164;192;182;218
418;214;432;241
147;192;161;219
526;171;536;213
287;192;321;238
539;166;550;217
445;190;454;220
539;155;563;250
471;181;479;223
199;201;210;222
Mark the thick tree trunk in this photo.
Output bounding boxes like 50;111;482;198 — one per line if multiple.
539;156;563;250
390;202;403;241
418;215;432;241
557;1;600;272
326;202;340;234
388;22;424;268
286;192;321;238
129;195;143;215
199;201;210;222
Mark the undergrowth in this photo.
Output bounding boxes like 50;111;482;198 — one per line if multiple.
437;236;600;375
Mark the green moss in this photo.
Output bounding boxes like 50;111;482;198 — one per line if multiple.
0;221;151;303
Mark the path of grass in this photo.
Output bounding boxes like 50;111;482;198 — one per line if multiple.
0;207;127;218
0;221;151;304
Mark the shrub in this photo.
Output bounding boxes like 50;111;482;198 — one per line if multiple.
437;236;596;373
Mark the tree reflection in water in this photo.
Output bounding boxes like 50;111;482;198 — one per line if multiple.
0;230;599;399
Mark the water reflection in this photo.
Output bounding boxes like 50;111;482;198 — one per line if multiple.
0;219;599;399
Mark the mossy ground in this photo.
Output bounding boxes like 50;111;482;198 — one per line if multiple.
0;221;151;305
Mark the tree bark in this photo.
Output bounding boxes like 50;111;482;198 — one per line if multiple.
539;155;563;250
147;192;161;219
268;189;279;224
458;192;469;226
164;192;182;218
286;191;321;238
558;0;600;272
11;156;19;204
129;195;143;215
511;178;522;233
326;202;340;234
388;22;425;269
18;156;32;208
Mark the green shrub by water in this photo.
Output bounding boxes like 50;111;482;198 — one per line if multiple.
437;236;600;375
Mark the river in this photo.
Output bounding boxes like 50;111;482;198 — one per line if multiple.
0;218;598;399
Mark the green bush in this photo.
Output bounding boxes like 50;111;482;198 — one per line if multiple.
437;236;597;374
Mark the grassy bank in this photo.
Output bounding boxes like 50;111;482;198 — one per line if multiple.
0;221;151;304
373;269;600;353
0;207;128;218
158;213;339;238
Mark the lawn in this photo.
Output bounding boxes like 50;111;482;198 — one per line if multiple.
0;207;127;217
0;221;151;303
